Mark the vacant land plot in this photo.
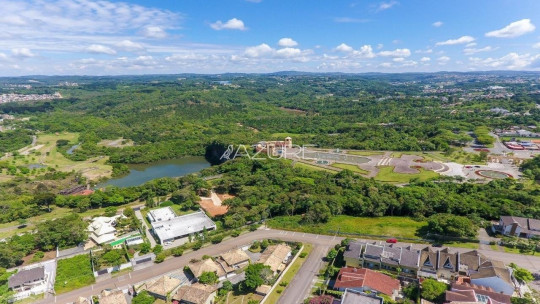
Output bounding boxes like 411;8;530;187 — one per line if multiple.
331;163;369;175
97;137;134;148
294;162;337;173
374;166;439;183
55;254;95;294
268;215;426;239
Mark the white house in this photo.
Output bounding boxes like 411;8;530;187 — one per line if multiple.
470;261;515;296
87;215;125;245
148;208;216;245
497;216;540;239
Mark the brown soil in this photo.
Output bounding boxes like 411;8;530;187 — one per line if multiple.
216;193;235;202
21;250;56;266
199;199;228;217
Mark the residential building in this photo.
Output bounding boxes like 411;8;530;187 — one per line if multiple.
255;284;272;296
148;208;216;245
469;261;514;295
341;289;384;304
496;216;540;239
172;283;217;304
257;243;292;274
446;278;512;304
72;297;91;304
87;215;125;245
143;275;182;301
361;242;420;277
8;266;46;292
437;248;459;280
99;289;128;304
458;250;488;275
333;267;401;300
418;247;439;278
218;248;250;271
188;258;227;281
343;241;364;267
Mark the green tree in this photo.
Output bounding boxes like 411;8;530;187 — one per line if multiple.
326;249;338;261
140;242;151;254
101;250;124;267
198;271;219;285
243;263;271;290
421;279;447;302
510;263;534;283
427;214;477;238
132;290;154;304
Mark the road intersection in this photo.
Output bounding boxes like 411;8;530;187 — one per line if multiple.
37;228;540;304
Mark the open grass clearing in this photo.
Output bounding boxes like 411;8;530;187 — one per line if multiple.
54;254;95;294
347;150;385;156
264;243;313;304
440;241;479;249
294;162;337;173
374;166;439;184
267;215;426;240
331;163;369;175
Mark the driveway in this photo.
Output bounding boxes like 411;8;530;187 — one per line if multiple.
135;209;156;247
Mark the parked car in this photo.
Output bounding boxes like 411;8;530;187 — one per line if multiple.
386;238;398;243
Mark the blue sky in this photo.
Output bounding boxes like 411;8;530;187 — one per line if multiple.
0;0;539;75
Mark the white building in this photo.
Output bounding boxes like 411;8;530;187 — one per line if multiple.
87;215;125;245
148;207;216;245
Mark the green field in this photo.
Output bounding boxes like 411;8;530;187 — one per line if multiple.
331;163;369;175
374;166;439;183
54;254;95;294
294;162;338;173
264;243;313;304
347;151;385;156
267;215;426;239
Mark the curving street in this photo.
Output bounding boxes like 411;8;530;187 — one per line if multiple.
36;228;540;304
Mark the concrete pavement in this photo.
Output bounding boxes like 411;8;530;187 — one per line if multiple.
36;228;540;304
134;209;156;247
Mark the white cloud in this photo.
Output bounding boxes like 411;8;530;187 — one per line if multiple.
335;43;354;52
463;46;497;55
420;57;431;62
377;1;398;11
275;47;302;58
86;44;116;55
465;42;477;47
378;48;411;57
377;44;384;50
379;62;393;68
115;40;145;52
485;19;535;38
437;56;450;64
469;52;540;69
432;21;443;27
141;26;167;39
210;18;247;31
278;38;298;47
415;48;433;54
0;53;8;60
12;48;36;58
244;43;273;57
534;42;540;49
393;57;405;62
436;36;475;46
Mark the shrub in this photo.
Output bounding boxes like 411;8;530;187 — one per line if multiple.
192;241;203;250
154;253;166;263
153;245;163;254
299;252;308;258
211;235;223;244
231;230;241;237
172;248;184;257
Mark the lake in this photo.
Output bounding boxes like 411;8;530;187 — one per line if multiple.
98;156;210;188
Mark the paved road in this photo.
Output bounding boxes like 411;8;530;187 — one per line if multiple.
278;243;330;304
36;229;540;304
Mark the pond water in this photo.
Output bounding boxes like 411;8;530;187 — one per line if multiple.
27;163;47;169
66;144;80;155
98;156;211;188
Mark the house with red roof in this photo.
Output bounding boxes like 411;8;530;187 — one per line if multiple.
444;277;511;304
333;267;401;300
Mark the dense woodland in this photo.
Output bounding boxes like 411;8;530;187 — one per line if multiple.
0;73;539;268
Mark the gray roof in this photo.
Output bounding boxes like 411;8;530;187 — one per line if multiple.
341;289;383;304
364;243;384;259
8;267;45;289
380;245;401;265
343;241;364;259
151;210;216;242
400;246;421;268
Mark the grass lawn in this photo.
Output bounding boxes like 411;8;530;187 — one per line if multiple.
331;163;369;175
490;244;499;251
374;166;439;183
441;242;479;249
264;243;313;304
55;254;95;294
268;215;426;240
294;162;337;173
347;151;385;156
503;247;537;256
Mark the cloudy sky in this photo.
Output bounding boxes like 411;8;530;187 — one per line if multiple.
1;0;540;75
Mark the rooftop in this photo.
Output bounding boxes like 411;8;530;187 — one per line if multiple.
151;210;216;242
257;243;292;273
333;267;400;296
145;275;182;296
220;248;250;266
8;267;45;289
341;289;383;304
148;206;177;223
99;289;128;304
172;283;217;304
